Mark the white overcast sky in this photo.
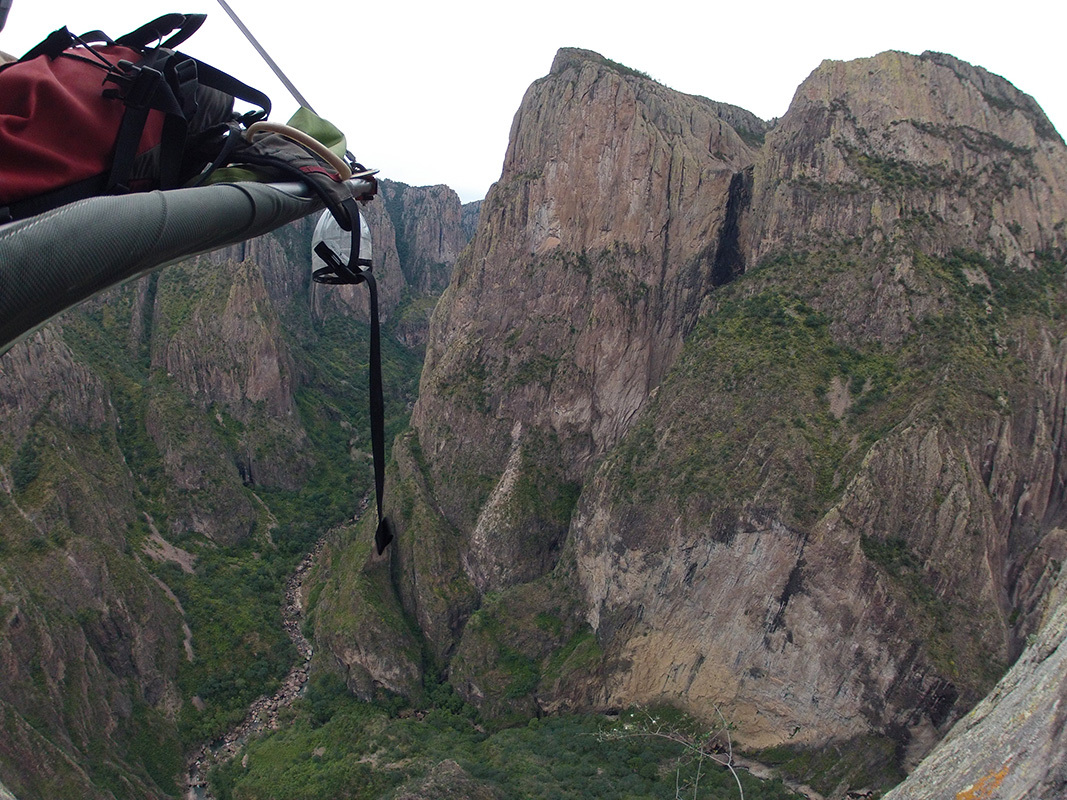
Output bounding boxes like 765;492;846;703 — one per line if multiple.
2;1;1064;203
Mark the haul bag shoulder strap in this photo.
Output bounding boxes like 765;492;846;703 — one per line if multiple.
116;13;206;50
186;57;271;122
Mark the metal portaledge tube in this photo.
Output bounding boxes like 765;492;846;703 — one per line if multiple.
0;178;375;355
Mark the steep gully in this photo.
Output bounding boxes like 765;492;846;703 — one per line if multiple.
710;167;750;288
174;166;811;797
181;520;340;799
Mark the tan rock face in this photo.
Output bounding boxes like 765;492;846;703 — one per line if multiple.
355;47;1067;776
405;48;765;603
382;181;465;294
576;420;1013;751
747;51;1067;272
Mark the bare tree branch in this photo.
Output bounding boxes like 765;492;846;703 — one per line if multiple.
598;707;745;800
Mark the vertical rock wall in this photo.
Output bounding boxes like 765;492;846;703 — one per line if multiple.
322;48;1067;780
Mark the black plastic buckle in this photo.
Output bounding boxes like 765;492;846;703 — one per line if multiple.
312;241;366;285
168;57;199;118
103;60;163;109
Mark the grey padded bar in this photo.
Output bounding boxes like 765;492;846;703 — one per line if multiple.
0;179;372;354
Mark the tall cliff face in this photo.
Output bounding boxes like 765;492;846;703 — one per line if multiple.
312;179;467;351
318;47;1067;785
313;47;770;695
749;52;1065;253
378;180;468;351
406;48;766;600
382;180;466;295
5;41;1067;798
0;330;185;800
745;51;1067;346
461;199;483;242
573;50;1067;761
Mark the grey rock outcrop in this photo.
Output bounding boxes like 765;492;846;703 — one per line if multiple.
393;759;502;800
884;566;1067;799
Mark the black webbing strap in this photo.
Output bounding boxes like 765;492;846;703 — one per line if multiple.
105;48;189;193
3;172;110;222
188;57;271;123
18;27;77;60
106;100;152;193
364;270;395;555
312;198;393;554
115;13;206;51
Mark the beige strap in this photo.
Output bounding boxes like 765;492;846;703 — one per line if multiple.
244;121;352;180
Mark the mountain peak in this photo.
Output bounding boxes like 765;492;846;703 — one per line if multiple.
549;47;600;74
549;47;652;80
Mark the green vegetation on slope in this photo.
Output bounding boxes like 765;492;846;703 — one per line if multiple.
210;687;802;800
612;240;1067;529
0;393;184;800
164;304;418;746
610;286;907;528
593;239;1065;763
4;252;424;766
